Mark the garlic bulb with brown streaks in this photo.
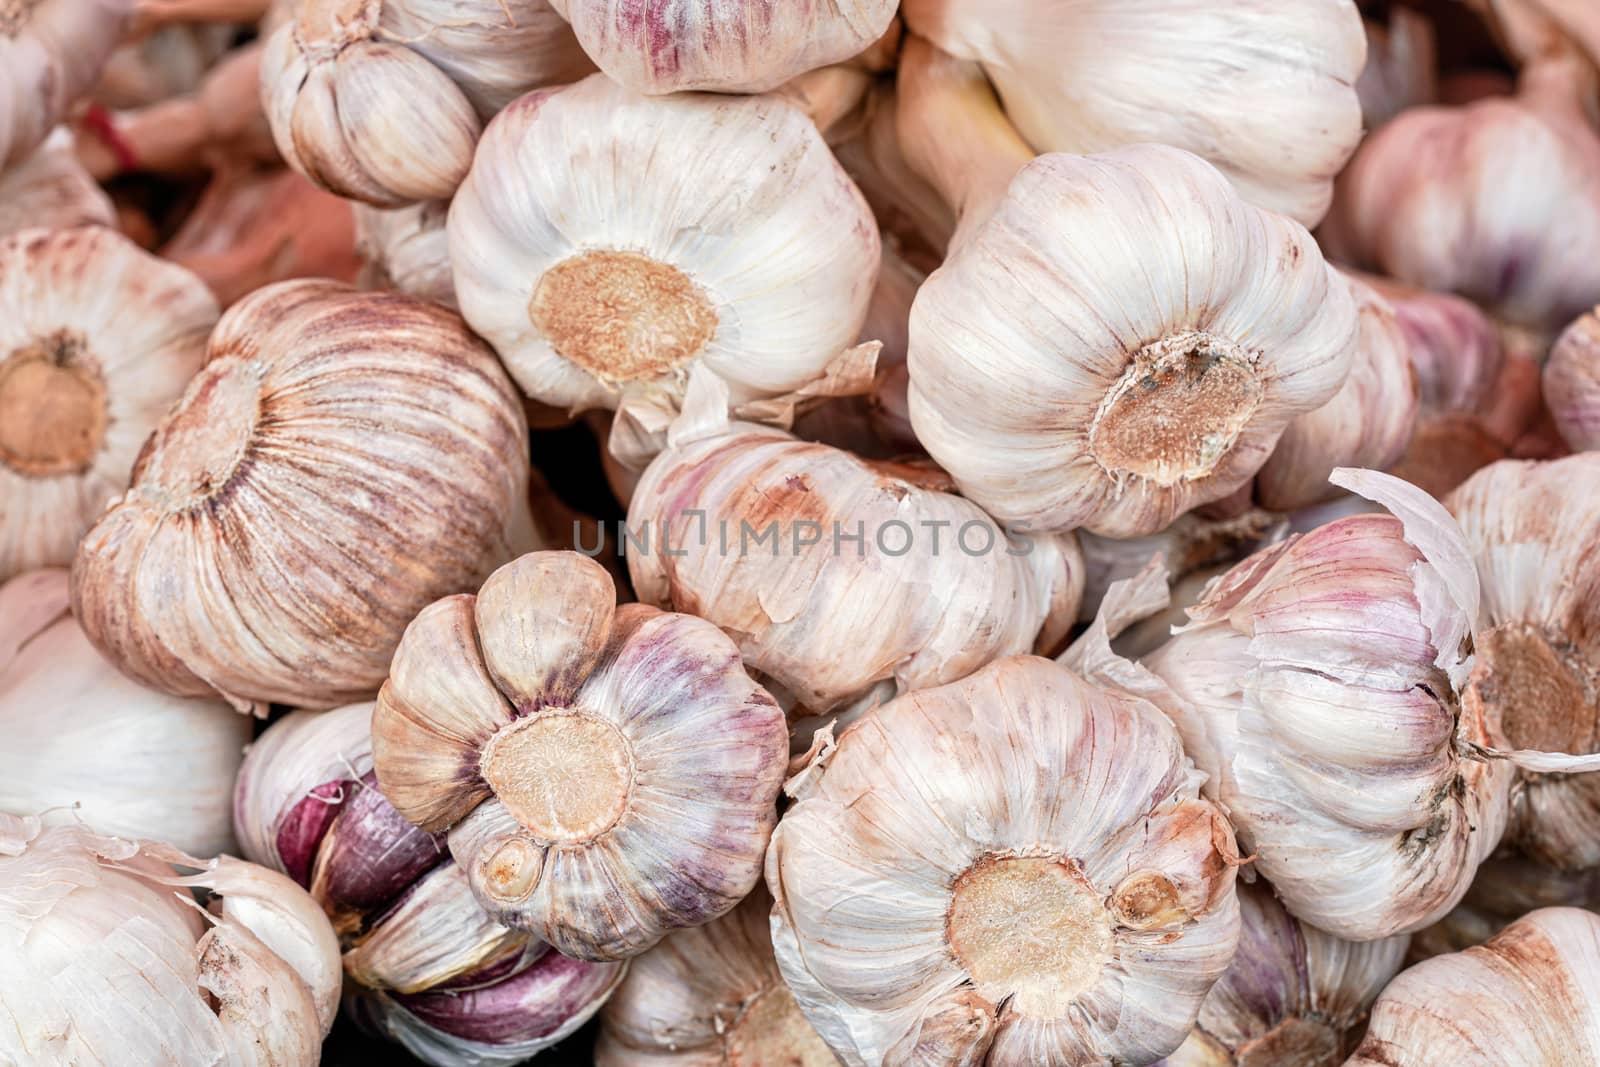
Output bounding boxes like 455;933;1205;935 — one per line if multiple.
260;0;593;206
0;130;115;239
371;550;789;961
1348;907;1600;1065
626;425;1084;719
898;39;1360;537
1545;306;1600;451
71;279;533;713
768;654;1242;1066
594;888;837;1066
449;74;881;469
901;0;1366;228
355;199;455;309
0;226;217;583
0;0;134;168
1155;882;1408;1067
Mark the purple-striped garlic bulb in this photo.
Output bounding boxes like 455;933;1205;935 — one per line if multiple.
234;701;626;1066
371;550;789;961
0;0;134;168
1545;306;1600;452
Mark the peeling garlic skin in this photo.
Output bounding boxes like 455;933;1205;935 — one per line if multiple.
1448;455;1600;870
1545;307;1600;452
70;279;530;713
768;655;1242;1067
0;0;134;168
0;227;217;583
1349;907;1600;1065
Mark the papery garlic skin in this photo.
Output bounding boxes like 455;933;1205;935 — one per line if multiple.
260;0;593;207
769;655;1241;1066
371;551;789;962
1447;455;1600;870
549;0;898;94
902;0;1366;228
0;570;248;857
449;75;880;467
1348;907;1600;1065
627;425;1083;717
0;0;134;168
0;226;217;583
356;199;456;309
70;279;531;713
595;888;837;1066
0;130;116;238
1545;306;1600;451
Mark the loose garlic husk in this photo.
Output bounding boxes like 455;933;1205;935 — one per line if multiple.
897;39;1360;538
1408;851;1600;960
594;887;836;1065
370;550;789;961
1358;8;1438;129
0;813;341;1066
449;74;881;469
1156;882;1408;1067
548;0;898;95
626;424;1084;719
235;702;626;1066
0;130;115;239
1545;306;1600;451
1348;907;1600;1065
901;0;1366;228
0;226;217;583
769;652;1241;1066
71;278;533;713
0;570;248;857
0;0;134;168
355;199;455;309
260;0;593;207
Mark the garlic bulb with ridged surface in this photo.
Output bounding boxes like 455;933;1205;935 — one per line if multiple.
355;199;455;309
0;226;217;583
1545;306;1600;451
901;0;1366;228
768;654;1241;1066
71;278;533;713
371;550;789;962
898;39;1359;537
0;130;115;239
627;425;1084;719
0;0;134;168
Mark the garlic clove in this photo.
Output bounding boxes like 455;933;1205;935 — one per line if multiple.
354;198;456;309
473;550;616;710
307;771;443;923
1545;306;1600;451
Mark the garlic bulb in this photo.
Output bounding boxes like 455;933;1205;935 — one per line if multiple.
71;279;532;713
449;75;881;469
0;570;248;857
0;813;341;1066
901;0;1366;228
1143;470;1511;939
898;40;1359;538
0;226;217;583
1447;454;1600;870
0;130;115;239
627;425;1084;718
595;888;836;1065
260;0;593;206
549;0;898;95
1545;306;1600;451
1358;9;1438;129
355;199;455;309
0;0;134;168
768;654;1242;1065
1156;882;1408;1066
371;550;789;961
1348;907;1600;1065
1409;852;1600;960
235;702;626;1066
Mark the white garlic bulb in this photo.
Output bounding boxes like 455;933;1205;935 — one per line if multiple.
1358;8;1438;130
769;654;1242;1065
901;0;1366;228
355;199;455;309
0;813;341;1066
0;569;248;857
595;888;837;1065
0;0;134;168
1545;306;1600;451
449;74;881;470
1348;907;1600;1064
627;425;1084;718
0;226;217;583
0;130;115;239
371;550;789;961
260;0;593;206
71;279;533;713
898;40;1359;538
549;0;898;95
1156;882;1408;1066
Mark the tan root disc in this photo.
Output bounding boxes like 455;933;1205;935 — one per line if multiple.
945;855;1112;1016
480;712;634;844
1470;623;1600;755
530;250;718;382
138;358;264;510
725;983;839;1067
1090;331;1263;486
0;331;106;476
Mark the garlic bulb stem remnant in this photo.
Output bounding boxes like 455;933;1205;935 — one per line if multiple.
1545;306;1600;452
0;0;134;168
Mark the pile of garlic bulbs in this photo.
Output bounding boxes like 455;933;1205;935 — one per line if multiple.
6;0;1600;1063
